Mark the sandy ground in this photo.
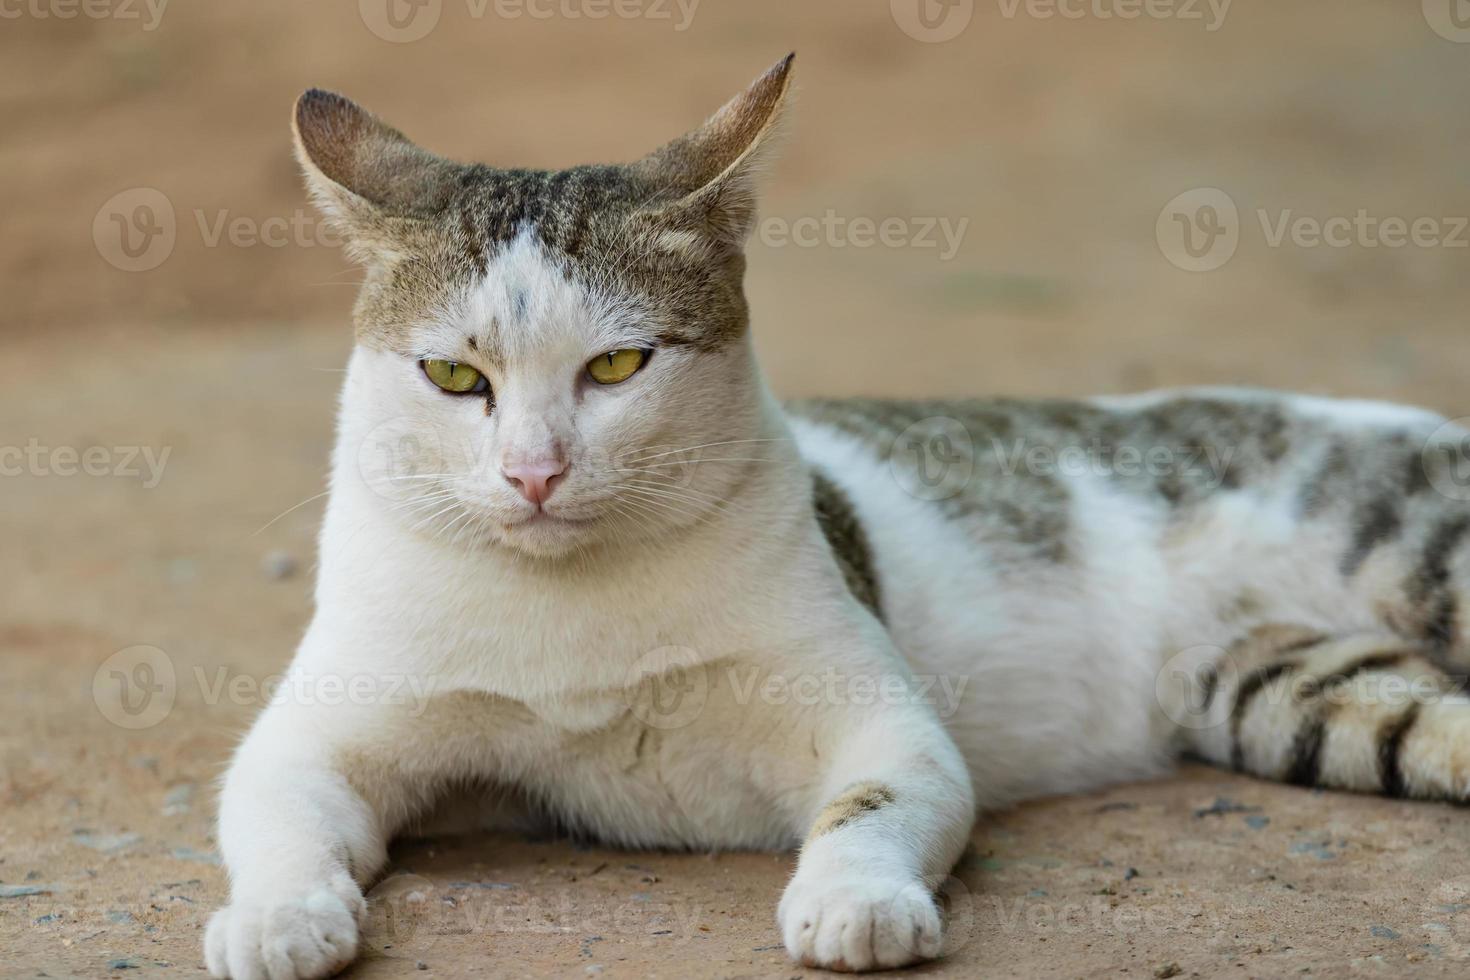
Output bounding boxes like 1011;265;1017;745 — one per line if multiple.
7;0;1470;976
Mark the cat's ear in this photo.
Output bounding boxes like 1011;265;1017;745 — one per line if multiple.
637;53;794;244
292;89;461;262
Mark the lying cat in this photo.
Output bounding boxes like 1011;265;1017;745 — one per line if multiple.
206;54;1470;977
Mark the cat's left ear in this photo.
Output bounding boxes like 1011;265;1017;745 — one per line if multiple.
637;53;795;244
292;89;463;263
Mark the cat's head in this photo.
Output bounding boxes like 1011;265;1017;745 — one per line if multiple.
297;56;793;559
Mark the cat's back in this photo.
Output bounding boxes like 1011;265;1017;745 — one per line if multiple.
785;388;1450;535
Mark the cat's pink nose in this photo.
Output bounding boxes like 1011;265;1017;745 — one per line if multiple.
502;459;566;507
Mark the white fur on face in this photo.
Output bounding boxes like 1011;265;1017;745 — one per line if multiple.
338;229;760;558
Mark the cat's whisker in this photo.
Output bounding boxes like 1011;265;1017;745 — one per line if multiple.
614;486;710;525
608;494;679;538
613;457;781;470
252;489;332;536
620;437;789;464
619;478;741;510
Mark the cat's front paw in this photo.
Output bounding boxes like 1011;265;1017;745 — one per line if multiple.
778;871;942;971
204;876;365;980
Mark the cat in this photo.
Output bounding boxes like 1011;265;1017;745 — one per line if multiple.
206;54;1470;978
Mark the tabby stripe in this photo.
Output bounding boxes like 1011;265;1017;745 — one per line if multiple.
1199;663;1220;712
1423;592;1459;652
460;209;487;275
1377;703;1422;798
810;471;883;621
1284;716;1326;787
1340;497;1402;578
1273;634;1331;656
1230;662;1297;772
1284;651;1409;787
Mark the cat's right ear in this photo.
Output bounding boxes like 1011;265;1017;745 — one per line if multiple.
292;89;460;263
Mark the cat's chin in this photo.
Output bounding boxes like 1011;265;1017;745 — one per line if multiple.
483;511;605;559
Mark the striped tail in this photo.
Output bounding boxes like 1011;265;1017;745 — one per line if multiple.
1185;625;1470;800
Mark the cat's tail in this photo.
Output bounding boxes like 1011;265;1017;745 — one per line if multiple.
1181;625;1470;799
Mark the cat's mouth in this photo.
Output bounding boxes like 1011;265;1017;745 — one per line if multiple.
505;508;595;530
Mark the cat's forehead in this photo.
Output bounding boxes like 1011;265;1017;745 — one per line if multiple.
365;164;745;357
412;226;656;365
452;163;664;261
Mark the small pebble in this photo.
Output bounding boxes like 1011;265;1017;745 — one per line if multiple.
416;962;428;971
262;551;299;581
162;783;196;816
171;847;221;866
72;831;141;855
1154;963;1182;979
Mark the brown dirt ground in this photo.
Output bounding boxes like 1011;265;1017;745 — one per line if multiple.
6;1;1470;976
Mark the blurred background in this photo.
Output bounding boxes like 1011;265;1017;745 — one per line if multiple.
6;1;1470;977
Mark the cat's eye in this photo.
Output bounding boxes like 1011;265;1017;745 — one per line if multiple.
421;359;489;394
587;349;647;386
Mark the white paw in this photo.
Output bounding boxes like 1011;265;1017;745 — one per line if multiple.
204;875;365;980
778;872;942;971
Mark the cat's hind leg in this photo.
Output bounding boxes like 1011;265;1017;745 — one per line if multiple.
1183;624;1470;799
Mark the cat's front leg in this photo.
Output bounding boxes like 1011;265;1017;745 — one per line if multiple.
205;691;427;980
778;694;975;971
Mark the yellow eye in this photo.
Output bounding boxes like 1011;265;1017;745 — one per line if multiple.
422;359;487;394
587;349;647;385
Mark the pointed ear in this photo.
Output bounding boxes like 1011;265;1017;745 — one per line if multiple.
292;89;462;261
637;53;794;244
